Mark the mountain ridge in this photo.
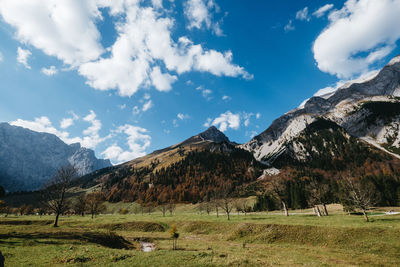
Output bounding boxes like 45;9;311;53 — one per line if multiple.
0;122;111;191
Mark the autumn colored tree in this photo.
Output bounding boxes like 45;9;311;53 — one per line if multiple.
265;176;290;216
73;194;87;216
86;191;106;219
305;175;331;216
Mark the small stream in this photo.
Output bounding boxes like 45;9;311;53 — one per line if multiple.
141;242;155;252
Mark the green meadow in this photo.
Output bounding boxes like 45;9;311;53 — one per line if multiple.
1;205;400;266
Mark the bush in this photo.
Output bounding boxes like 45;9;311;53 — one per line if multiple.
119;208;129;215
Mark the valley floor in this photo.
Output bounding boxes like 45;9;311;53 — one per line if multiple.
1;205;400;266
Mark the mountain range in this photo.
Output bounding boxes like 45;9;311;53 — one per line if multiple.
0;123;111;192
2;55;400;200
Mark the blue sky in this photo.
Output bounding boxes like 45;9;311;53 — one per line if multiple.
1;0;400;164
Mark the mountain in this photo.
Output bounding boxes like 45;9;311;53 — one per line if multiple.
76;126;265;203
242;55;400;168
0;122;111;192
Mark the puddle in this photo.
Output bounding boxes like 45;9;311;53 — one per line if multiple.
141;242;155;252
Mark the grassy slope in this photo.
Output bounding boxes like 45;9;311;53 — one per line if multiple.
1;205;400;266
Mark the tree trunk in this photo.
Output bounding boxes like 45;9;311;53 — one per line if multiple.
216;206;219;217
91;212;94;219
362;209;369;222
54;212;60;227
315;205;321;217
227;211;230;220
282;201;289;216
322;203;328;216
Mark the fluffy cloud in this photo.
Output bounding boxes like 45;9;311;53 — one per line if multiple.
1;0;249;97
11;110;108;149
184;0;223;36
41;66;58;76
0;0;103;66
296;7;310;21
142;100;153;112
205;111;240;132
17;47;31;69
150;66;177;92
313;4;334;18
60;112;79;129
101;124;151;164
313;0;400;78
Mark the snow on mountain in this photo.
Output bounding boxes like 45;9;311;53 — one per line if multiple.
242;55;400;165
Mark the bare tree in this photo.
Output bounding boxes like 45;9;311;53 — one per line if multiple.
216;187;234;220
306;176;331;216
86;191;106;219
73;194;87;216
266;176;289;216
158;204;168;217
40;165;77;227
168;201;176;216
340;176;377;222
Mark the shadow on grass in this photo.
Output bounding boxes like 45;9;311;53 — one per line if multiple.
0;231;134;249
0;220;53;225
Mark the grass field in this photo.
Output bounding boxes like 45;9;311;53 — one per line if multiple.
1;205;400;266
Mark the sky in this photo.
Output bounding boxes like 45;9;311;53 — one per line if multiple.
1;0;400;164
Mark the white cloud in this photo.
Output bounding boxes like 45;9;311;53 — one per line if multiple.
207;111;240;132
313;4;334;18
284;20;295;32
60;112;79;129
0;0;103;66
151;0;163;9
184;0;223;36
41;66;58;76
196;86;213;100
102;124;151;164
11;116;71;141
222;95;231;101
142;100;153;112
60;118;74;129
313;0;400;78
10;110;109;149
296;7;310;21
1;1;249;97
203;118;212;127
177;113;190;120
243;112;255;127
133;106;140;115
0;51;3;62
78;1;250;96
118;104;126;110
150;66;177;92
17;47;31;69
256;112;261;119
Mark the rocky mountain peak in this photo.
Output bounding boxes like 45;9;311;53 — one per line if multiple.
198;126;230;143
0;122;112;191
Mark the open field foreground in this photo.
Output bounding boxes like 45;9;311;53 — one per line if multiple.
1;205;400;266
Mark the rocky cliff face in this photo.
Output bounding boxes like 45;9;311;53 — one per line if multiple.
241;55;400;166
0;123;111;192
